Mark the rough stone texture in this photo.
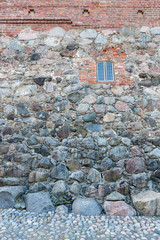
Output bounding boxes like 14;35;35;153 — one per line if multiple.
103;168;122;182
87;168;101;183
80;29;97;39
105;191;125;201
52;180;69;197
70;171;85;183
0;186;26;209
0;26;160;215
25;192;54;213
131;173;150;188
108;146;129;161
72;198;102;216
103;113;115;122
51;164;69;180
18;28;39;40
104;201;136;216
132;191;160;216
126;157;145;174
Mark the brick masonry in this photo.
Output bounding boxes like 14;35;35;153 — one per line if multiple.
0;0;160;35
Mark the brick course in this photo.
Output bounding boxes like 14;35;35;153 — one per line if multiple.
0;0;160;35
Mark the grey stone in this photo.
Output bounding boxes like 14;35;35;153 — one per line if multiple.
31;53;40;61
51;164;69;180
72;198;102;216
55;205;68;215
105;191;125;201
44;137;60;147
52;180;69;197
16;104;30;117
70;171;85;182
0;186;26;209
108;146;129;161
29;183;47;193
101;157;114;170
27;135;38;145
146;159;159;171
83;113;97;122
108;137;121;147
36;111;49;120
131;173;150;188
68;92;81;103
77;38;93;45
151;27;160;35
34;145;50;157
147;148;160;159
44;37;61;47
104;97;116;105
97;137;108;146
82;138;95;149
76;104;89;113
87;168;101;183
66;44;79;51
119;26;136;36
112;35;122;44
70;181;81;195
0;177;21;186
38;158;52;169
154;168;160;179
140;33;151;42
8;40;22;51
49;27;66;37
80;29;97;39
52;146;69;161
121;96;134;104
104;129;117;138
88;124;103;132
0;88;11;96
15;85;37;96
95;34;107;44
25;192;54;213
18;28;38;40
33;77;46;86
121;137;131;146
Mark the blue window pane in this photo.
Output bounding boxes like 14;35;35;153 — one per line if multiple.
97;62;105;82
106;62;114;82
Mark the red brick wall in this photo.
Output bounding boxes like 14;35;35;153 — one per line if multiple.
0;0;160;36
79;46;131;85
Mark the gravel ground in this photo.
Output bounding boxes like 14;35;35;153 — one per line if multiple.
0;209;160;240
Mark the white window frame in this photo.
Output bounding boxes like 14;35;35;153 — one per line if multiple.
97;61;115;82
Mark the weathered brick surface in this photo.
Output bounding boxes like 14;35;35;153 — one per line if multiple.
0;0;160;35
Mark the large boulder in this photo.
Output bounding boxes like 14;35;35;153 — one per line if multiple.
104;201;136;216
25;191;54;213
0;186;26;209
72;198;102;216
132;191;160;216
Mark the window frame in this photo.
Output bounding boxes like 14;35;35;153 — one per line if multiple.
96;61;115;83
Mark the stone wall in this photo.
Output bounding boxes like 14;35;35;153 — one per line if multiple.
0;26;160;214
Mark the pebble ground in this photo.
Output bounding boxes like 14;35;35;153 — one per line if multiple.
0;209;160;240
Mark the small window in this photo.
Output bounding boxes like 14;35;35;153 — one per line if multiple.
97;62;114;82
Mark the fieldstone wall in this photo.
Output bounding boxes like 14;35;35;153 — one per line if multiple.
0;26;160;215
